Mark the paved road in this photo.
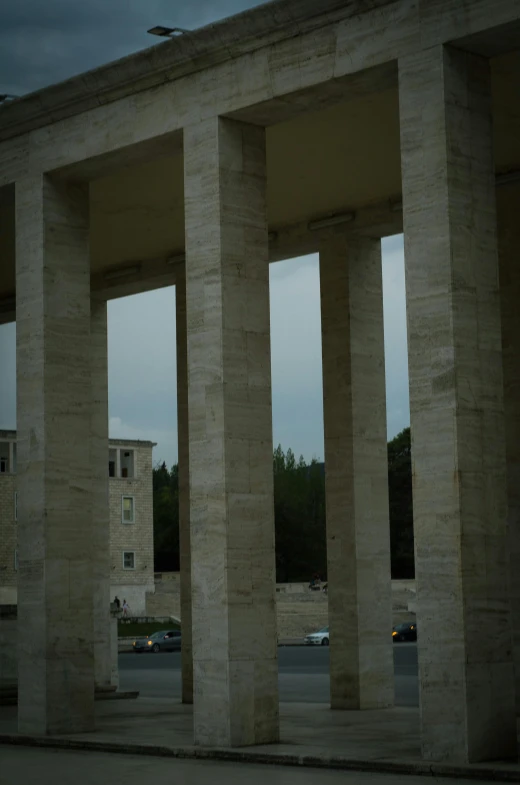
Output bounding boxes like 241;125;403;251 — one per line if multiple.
119;644;419;706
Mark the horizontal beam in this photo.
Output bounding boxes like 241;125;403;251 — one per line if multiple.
0;198;403;326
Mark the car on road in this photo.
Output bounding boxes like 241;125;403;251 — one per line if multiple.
133;629;182;653
304;627;329;646
392;621;417;642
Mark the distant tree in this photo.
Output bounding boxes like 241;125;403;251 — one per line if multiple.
152;433;414;581
152;461;180;572
273;445;326;582
387;427;414;578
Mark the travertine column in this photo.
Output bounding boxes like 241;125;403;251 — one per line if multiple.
16;175;94;734
184;117;278;747
497;188;520;715
320;236;393;710
400;46;516;762
91;295;112;689
176;267;193;704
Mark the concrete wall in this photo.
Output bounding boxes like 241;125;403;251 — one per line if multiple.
146;575;416;638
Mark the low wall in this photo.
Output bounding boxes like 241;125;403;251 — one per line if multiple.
145;576;417;639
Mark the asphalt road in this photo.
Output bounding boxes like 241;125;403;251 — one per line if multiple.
119;644;419;706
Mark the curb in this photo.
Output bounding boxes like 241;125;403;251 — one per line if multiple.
0;734;519;781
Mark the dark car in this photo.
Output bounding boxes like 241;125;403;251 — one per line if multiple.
392;621;417;642
133;629;182;653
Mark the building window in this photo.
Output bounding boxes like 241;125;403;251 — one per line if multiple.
122;496;135;524
120;450;134;479
14;550;18;571
123;551;135;570
14;492;17;522
109;447;135;478
0;442;10;473
108;448;117;478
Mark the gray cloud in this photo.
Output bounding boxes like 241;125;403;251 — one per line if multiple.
0;0;263;95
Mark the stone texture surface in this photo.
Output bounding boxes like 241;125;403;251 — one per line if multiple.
15;174;95;734
320;236;393;710
176;268;193;705
91;296;111;689
0;0;518;192
497;188;520;716
0;439;17;603
399;45;516;762
184;117;278;747
109;606;119;689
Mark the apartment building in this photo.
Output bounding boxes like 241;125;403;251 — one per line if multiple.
0;431;155;613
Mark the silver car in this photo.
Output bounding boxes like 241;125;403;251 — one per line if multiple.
133;629;181;653
304;626;329;646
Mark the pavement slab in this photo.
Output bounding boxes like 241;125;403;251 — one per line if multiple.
2;698;520;781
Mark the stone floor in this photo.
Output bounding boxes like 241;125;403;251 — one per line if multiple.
0;746;509;785
1;699;520;781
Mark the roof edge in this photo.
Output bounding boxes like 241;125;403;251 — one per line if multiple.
0;0;388;143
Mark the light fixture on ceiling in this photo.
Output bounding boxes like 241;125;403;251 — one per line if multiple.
308;212;355;231
167;253;186;265
496;170;520;187
147;26;190;38
104;264;141;281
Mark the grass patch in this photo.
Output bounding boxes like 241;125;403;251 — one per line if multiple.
118;620;180;638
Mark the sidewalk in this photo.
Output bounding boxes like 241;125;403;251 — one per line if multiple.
1;745;509;785
2;697;520;781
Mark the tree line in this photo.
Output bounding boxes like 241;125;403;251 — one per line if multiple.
153;427;414;580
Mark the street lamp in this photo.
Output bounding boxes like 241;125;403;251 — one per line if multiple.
147;26;190;38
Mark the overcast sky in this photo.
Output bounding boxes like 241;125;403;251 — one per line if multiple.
0;0;409;467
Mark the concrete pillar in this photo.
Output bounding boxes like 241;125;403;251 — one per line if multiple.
0;605;17;696
184;117;278;747
319;236;393;710
399;45;516;762
176;267;193;704
109;605;120;689
91;295;113;689
497;187;520;715
15;174;95;734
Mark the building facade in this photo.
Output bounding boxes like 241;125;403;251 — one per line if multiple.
0;432;155;613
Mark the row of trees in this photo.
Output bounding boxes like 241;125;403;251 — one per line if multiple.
153;427;414;580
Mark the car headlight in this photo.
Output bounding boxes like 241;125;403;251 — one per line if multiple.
148;640;152;645
392;631;397;636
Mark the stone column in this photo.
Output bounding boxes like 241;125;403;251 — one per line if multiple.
91;295;113;690
176;266;193;704
184;117;278;747
497;187;520;715
15;174;94;735
320;236;393;710
399;45;516;762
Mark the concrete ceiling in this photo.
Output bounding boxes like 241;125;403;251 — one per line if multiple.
0;50;520;301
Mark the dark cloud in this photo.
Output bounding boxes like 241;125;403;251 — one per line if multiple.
0;0;263;95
